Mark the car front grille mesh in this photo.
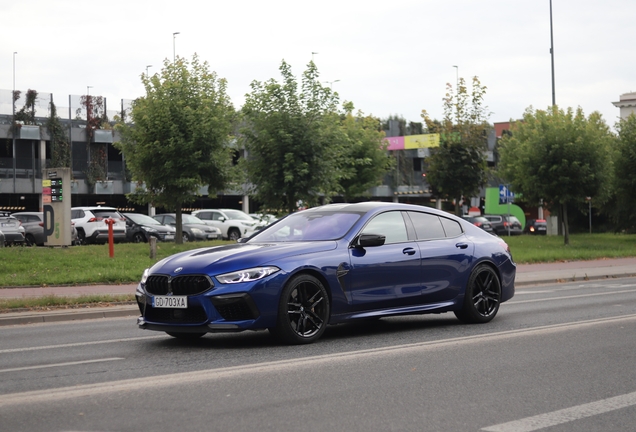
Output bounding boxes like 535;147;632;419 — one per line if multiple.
143;305;208;324
145;275;214;296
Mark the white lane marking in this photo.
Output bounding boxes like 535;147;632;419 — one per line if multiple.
510;289;636;305
482;391;636;432
0;335;164;354
0;314;635;408
0;358;124;373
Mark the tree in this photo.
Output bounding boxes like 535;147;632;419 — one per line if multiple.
611;113;636;232
115;54;236;243
422;77;490;215
241;60;342;213
498;106;614;245
47;101;71;168
338;102;394;202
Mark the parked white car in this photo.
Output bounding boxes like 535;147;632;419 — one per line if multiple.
71;206;127;245
191;209;258;241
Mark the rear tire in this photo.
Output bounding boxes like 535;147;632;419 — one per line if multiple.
25;234;37;246
454;264;501;324
77;230;87;245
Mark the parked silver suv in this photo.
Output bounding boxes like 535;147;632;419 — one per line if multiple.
71;206;127;245
0;212;25;246
12;211;79;246
191;209;258;241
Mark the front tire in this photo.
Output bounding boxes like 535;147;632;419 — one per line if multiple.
182;232;190;242
454;264;501;324
270;274;330;345
132;232;146;243
228;228;241;241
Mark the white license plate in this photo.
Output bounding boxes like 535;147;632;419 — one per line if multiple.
152;296;188;308
537;227;547;230
165;235;174;240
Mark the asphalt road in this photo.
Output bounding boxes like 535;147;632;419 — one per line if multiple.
1;277;636;431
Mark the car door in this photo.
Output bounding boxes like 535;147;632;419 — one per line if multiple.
407;211;473;303
347;211;422;309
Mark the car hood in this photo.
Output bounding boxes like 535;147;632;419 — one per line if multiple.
149;241;338;277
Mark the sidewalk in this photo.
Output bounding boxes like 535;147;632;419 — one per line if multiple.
1;257;635;326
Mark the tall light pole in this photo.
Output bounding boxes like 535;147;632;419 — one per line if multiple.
173;32;180;62
12;52;17;189
325;79;340;89
549;0;556;106
312;52;318;62
146;65;152;76
453;65;459;120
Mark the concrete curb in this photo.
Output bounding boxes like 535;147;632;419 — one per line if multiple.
0;305;139;326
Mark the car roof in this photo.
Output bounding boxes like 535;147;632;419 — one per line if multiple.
72;206;118;211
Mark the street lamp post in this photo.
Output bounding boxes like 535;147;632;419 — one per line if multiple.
12;52;17;190
173;32;180;62
325;79;340;89
452;65;459;120
550;0;556;106
146;65;152;77
312;52;318;61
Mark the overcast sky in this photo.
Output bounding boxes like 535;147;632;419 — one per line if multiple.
2;0;634;129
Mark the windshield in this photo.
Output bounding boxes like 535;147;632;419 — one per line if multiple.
182;215;205;224
126;214;161;225
222;210;253;221
249;211;362;242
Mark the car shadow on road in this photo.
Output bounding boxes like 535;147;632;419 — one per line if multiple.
146;314;463;350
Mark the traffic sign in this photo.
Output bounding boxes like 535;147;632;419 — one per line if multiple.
499;184;514;204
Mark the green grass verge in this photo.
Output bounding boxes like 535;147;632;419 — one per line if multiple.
0;240;230;287
503;233;636;263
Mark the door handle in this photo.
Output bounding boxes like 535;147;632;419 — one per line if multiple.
403;247;416;255
455;243;469;249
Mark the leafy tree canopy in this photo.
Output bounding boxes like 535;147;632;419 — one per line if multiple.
422;76;490;214
115;54;236;242
338;102;394;202
498;105;615;244
241;60;342;213
611;113;636;231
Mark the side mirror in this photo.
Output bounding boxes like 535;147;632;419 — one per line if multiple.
218;216;226;222
354;233;386;248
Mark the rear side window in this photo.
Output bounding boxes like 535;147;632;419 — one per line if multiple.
71;210;85;219
92;210;122;219
440;217;463;237
407;212;446;240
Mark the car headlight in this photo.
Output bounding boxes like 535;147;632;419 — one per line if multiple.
216;266;280;284
142;226;158;233
191;228;203;234
140;268;150;285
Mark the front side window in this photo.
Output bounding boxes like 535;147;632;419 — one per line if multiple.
361;211;408;244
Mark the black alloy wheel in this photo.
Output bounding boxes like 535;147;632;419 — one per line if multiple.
454;264;501;324
270;274;330;345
